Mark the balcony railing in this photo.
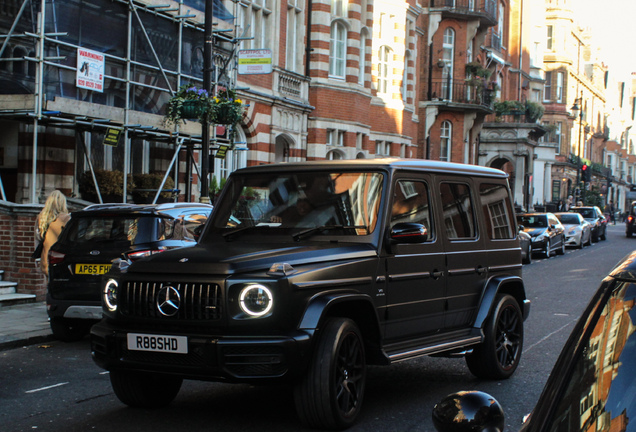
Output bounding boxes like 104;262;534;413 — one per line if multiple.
430;0;497;24
486;29;502;52
427;79;494;108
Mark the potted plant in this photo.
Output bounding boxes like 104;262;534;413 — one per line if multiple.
525;101;545;123
79;170;135;202
211;89;245;125
465;62;492;79
132;173;176;204
164;83;212;126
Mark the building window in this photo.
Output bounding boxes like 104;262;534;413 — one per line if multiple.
544;71;552;101
442;28;455;100
331;0;347;17
547;25;553;50
359;30;368;85
327;129;345;146
238;0;273;50
440;121;452;161
378;45;392;94
286;0;304;73
556;72;564;103
375;140;391;156
402;51;410;102
330;21;347;78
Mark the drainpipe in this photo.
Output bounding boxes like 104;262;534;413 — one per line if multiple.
305;0;313;77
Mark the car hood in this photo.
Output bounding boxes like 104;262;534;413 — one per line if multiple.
560;224;580;230
522;228;547;237
127;242;378;275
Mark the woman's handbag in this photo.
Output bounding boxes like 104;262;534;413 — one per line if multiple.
32;230;47;259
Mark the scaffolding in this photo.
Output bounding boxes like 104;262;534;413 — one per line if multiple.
0;0;243;203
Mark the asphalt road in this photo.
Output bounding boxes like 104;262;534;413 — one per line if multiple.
1;223;633;432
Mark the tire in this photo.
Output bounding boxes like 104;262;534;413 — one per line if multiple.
466;294;523;380
49;317;91;342
556;237;565;255
543;243;551;258
294;317;366;430
110;370;182;408
600;228;607;241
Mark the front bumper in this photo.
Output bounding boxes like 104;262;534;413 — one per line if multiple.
90;320;312;383
530;237;548;253
564;233;582;246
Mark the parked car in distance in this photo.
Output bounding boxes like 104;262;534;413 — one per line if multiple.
570;205;607;242
46;202;213;342
517;213;565;258
518;229;532;264
554;212;592;248
90;159;530;430
625;201;636;237
432;250;636;432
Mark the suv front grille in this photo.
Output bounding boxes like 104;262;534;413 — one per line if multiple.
121;281;222;320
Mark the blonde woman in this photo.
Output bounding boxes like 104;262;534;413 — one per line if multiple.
36;190;70;276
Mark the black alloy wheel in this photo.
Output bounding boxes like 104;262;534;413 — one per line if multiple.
557;236;566;255
466;294;524;380
294;317;367;430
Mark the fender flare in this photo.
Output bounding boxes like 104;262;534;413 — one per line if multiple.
473;275;528;330
297;293;383;354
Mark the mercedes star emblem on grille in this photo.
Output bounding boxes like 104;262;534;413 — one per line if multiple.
156;286;181;317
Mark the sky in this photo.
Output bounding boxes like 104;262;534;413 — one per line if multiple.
574;0;636;76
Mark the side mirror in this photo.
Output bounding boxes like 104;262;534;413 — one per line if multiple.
432;391;505;432
390;222;428;244
518;225;525;231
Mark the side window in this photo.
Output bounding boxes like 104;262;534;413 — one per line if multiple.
479;182;515;240
440;182;476;239
391;180;433;238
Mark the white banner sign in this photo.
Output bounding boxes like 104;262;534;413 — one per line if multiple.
76;48;105;92
238;49;273;75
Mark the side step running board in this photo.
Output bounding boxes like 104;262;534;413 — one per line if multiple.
385;336;482;363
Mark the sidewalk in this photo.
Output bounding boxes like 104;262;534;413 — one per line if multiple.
0;301;55;351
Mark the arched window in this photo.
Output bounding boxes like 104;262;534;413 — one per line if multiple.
378;45;392;94
440;121;452;162
442;28;455;100
358;29;368;85
327;150;344;160
330;21;347;78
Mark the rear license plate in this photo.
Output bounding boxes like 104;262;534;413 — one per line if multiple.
75;263;111;275
127;333;188;354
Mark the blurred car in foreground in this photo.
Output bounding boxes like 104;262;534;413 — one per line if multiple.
554;212;592;248
571;205;607;242
46;202;213;341
517;212;565;258
432;250;636;432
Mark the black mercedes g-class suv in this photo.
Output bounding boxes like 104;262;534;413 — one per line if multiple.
91;159;529;430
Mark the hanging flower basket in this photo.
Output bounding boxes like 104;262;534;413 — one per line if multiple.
180;100;205;120
164;83;212;126
210;89;245;125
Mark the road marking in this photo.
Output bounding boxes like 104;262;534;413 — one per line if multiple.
25;382;69;394
523;321;576;354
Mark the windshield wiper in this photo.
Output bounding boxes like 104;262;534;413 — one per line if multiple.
292;225;369;242
222;224;272;241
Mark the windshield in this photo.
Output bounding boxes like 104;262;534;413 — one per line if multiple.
210;171;384;238
518;215;547;228
556;214;580;225
63;215;173;245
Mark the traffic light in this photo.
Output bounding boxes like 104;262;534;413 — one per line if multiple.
581;164;591;182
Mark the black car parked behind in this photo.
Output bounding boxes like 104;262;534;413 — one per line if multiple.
47;202;213;341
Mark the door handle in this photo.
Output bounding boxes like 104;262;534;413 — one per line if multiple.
431;270;444;279
476;266;487;275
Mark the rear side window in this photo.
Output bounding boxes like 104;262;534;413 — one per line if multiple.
479;183;515;240
440;182;476;239
63;215;173;244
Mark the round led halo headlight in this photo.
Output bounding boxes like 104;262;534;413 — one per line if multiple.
239;284;273;317
103;279;118;312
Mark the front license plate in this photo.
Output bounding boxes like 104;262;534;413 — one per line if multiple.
75;263;111;275
127;333;188;354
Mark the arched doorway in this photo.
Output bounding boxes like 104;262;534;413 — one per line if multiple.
275;134;294;163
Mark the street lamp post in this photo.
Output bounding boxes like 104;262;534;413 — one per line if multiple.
200;0;215;204
571;91;584;204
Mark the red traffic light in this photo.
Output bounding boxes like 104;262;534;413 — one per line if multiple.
581;164;588;171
